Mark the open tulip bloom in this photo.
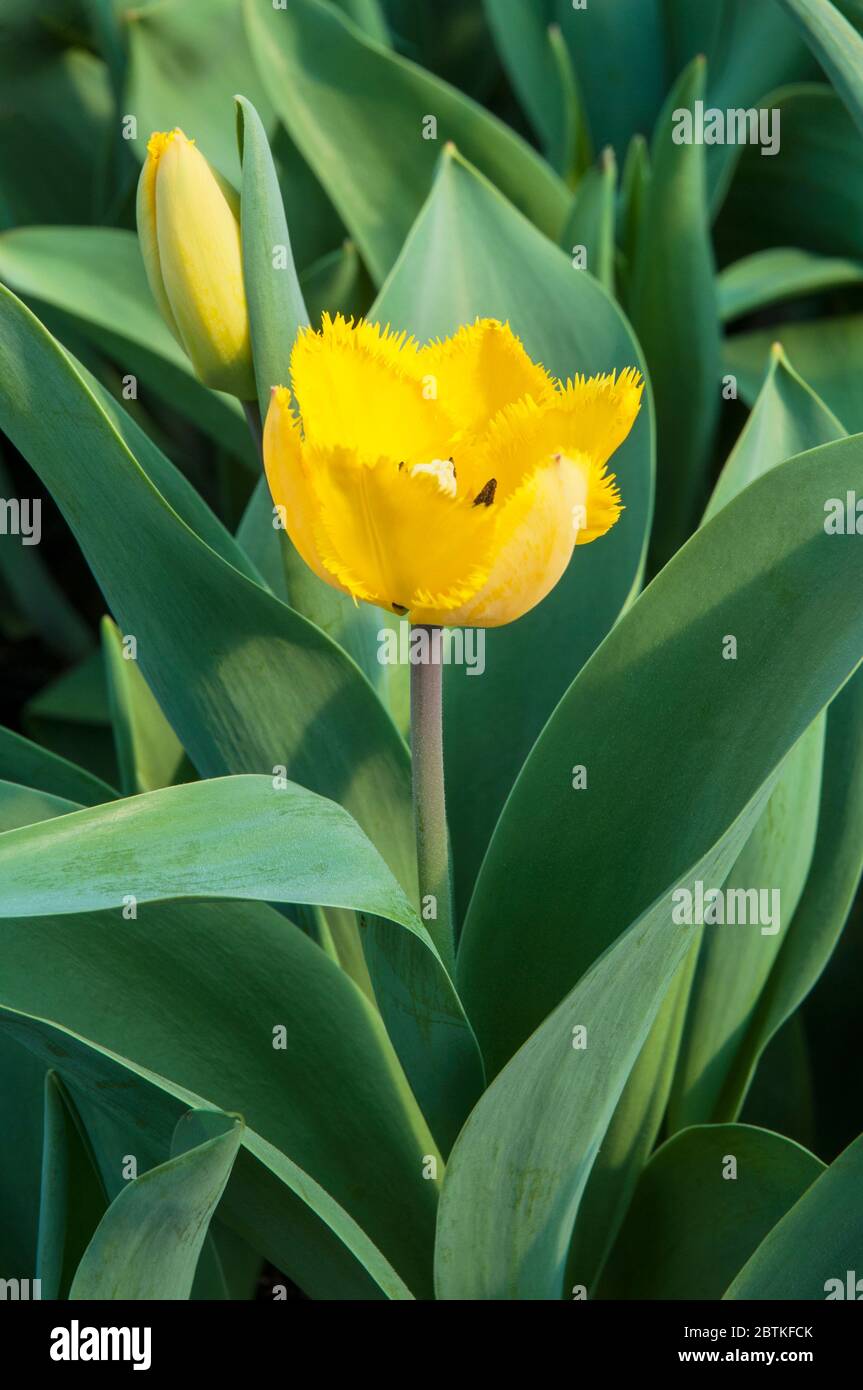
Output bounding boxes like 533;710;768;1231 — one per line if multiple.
263;312;642;968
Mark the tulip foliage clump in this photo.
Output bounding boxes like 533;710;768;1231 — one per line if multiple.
2;0;863;1303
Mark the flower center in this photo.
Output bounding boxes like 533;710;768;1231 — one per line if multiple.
410;458;457;498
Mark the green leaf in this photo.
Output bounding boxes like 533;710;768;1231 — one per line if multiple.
718;248;863;323
101;616;186;796
0;774;420;928
0;283;482;1151
548;0;667;164
0;226;255;467
235;96;308;418
0;44;113;228
629;58;721;566
0;929;428;1298
437;789;774;1300
0;725;116;806
459;436;863;1078
724;1132;863;1298
717;658;863;1119
0;787;430;1298
664;0;813;208
22;648;118;788
483;4;591;179
373;149;653;920
779;0;863;137
598;1125;824;1300
725;315;863;432
616;134;650;308
300;240;374;326
245;0;569;284
37;1071;108;1299
560;148;616;294
440;437;863;1298
69;1110;243;1300
716;86;863;265
234;97;386;697
670;352;842;1129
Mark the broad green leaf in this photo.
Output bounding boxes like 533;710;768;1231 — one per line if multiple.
718;658;863;1119
0;44;112;228
235;97;385;695
373;149;653;920
725;1132;863;1298
545;23;591;184
300;240;374;326
22;648;118;787
549;0;667;163
0;784;431;1297
718;248;863;322
670;351;842;1130
629;59;721;566
616;134;650;308
566;943;698;1293
664;0;813;208
125;0;343;271
440;438;863;1298
0;283;483;1152
716;86;863;265
101;616;186;796
0;725;116;806
725;316;863;431
459;437;863;1078
332;0;391;45
483;3;591;179
0;225;255;466
0;780;78;834
779;0;863;137
235;96;308;419
437;788;775;1300
69;1110;243;1299
560;148;616;294
0;774;419;929
244;0;570;284
37;1071;108;1299
0;928;428;1298
598;1125;824;1300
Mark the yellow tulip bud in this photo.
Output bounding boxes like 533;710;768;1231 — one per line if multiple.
136;129;256;400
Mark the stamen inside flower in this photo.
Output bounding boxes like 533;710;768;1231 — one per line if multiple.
411;458;457;497
473;478;498;507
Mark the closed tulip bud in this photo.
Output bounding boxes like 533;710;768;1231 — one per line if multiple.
136;129;256;400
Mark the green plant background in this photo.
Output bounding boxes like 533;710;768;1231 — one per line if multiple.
1;0;862;1300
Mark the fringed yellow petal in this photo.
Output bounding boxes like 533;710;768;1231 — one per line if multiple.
304;445;496;616
290;313;457;464
441;454;589;628
473;366;643;498
263;387;347;592
418;318;555;441
576;457;624;544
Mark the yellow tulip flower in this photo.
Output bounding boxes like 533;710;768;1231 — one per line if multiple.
264;314;642;627
136;129;256;400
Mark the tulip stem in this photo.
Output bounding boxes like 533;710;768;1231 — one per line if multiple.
410;627;456;976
